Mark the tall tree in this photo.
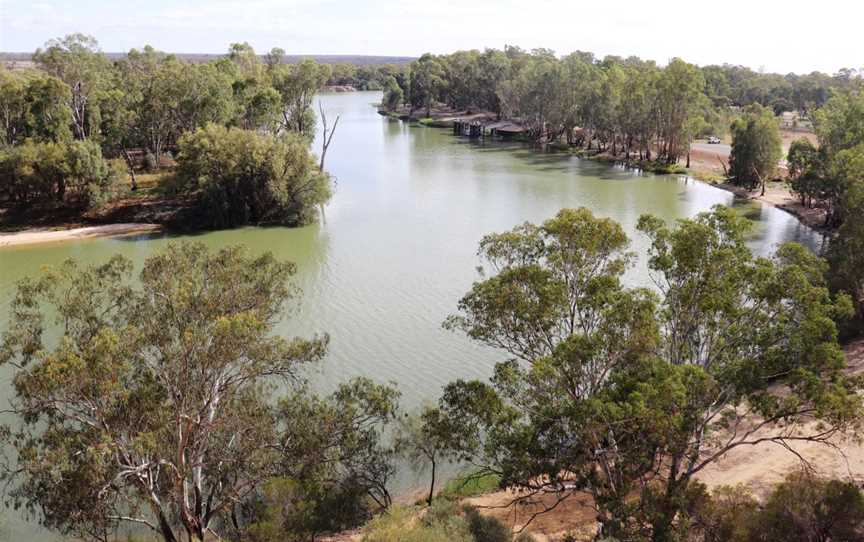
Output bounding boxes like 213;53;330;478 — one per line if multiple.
0;244;331;542
729;104;783;192
33;34;111;141
272;60;331;140
408;54;446;118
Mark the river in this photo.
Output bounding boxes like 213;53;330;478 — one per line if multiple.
0;91;824;540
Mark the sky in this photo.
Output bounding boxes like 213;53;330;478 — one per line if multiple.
0;0;861;75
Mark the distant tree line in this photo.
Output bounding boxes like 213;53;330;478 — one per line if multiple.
0;34;333;227
383;47;861;164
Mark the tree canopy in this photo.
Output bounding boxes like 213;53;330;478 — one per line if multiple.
436;207;859;541
173;124;332;228
0;243;397;542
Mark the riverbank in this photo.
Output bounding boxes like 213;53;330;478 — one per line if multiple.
0;223;163;247
710;180;828;231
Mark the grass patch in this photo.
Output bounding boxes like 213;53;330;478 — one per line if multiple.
440;472;502;499
688;169;726;184
362;504;473;542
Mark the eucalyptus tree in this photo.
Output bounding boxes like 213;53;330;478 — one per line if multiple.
0;68;72;146
382;76;404;111
33;34;111;141
272;60;331;140
437;207;859;541
408;54;446;117
729;104;783;191
0;243;400;542
655;58;707;163
828;180;864;326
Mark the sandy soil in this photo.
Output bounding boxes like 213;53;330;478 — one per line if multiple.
0;223;162;248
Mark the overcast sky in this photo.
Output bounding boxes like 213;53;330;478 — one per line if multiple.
1;0;861;75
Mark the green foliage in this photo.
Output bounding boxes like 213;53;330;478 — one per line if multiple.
441;473;502;499
383;76;404;111
409;54;446;117
689;474;864;542
361;505;473;542
396;407;462;505
729;104;783;189
464;506;511;542
271;59;331;140
238;378;400;540
0;243;342;542
828;182;864;325
33;33;111;141
437;206;860;541
0;139;124;208
756;472;864;541
173;124;332;227
0;66;73;145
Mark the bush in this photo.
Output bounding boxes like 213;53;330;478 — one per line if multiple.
143;151;158;172
174;124;332;228
756;471;864;541
729;105;782;189
0;139;124;209
362;505;473;542
688;473;864;542
464;506;511;542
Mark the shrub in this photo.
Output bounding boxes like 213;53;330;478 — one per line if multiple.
174;124;332;228
362;505;473;542
0;139;123;209
756;471;864;541
143;151;158;172
687;473;864;542
464;506;511;542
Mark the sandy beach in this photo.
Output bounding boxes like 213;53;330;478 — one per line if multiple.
0;223;163;248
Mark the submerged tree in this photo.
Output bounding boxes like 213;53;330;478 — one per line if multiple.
437;207;859;541
0;244;353;542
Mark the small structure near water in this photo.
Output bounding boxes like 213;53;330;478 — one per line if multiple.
452;119;525;140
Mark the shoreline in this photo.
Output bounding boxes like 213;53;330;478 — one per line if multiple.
0;223;163;248
396;113;826;234
706;180;828;232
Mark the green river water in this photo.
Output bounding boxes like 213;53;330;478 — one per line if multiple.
0;91;825;540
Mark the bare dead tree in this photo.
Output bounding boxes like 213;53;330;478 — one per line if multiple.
318;101;340;172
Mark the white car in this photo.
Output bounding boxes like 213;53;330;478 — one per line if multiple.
707;136;721;144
